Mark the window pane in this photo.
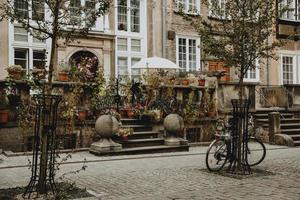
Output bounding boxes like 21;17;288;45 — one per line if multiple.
32;0;45;21
132;58;141;81
70;0;81;24
178;38;187;71
189;39;196;71
85;0;96;27
118;38;127;51
118;57;128;76
33;51;46;69
15;0;28;18
118;0;128;31
131;39;141;52
189;0;197;13
14;27;28;42
282;56;294;84
130;0;140;32
14;49;28;69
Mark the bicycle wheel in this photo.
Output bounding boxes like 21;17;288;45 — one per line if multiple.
245;137;266;167
206;139;228;171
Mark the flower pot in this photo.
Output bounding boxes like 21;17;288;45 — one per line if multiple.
207;111;216;118
121;135;128;141
127;110;135;118
198;79;206;86
181;79;189;86
58;72;69;82
78;110;87;121
0;109;9;124
9;71;22;80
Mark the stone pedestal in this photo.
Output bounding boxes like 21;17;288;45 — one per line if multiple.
163;114;185;146
90;138;122;153
89;115;122;154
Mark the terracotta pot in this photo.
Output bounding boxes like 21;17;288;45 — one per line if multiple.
181;79;189;86
198;79;205;86
207;111;216;118
122;135;128;141
78;111;87;121
58;72;69;82
0;109;9;124
127;110;135;118
9;71;22;80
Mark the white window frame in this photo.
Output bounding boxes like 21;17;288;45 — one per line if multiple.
176;35;201;72
116;0;141;33
279;0;299;21
244;59;260;82
280;53;297;85
115;0;147;78
175;0;201;15
208;0;228;19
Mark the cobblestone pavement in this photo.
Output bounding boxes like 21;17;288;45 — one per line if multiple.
0;146;299;200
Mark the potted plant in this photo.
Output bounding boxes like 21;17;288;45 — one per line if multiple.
0;92;9;124
31;68;46;80
77;108;87;121
179;71;189;86
198;75;206;86
117;127;133;141
6;65;23;80
57;62;70;82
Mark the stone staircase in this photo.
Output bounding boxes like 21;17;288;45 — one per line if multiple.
97;118;189;156
254;110;300;146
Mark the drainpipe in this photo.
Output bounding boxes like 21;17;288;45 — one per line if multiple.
162;0;166;58
267;36;270;86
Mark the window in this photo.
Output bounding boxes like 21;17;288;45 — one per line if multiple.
14;27;28;42
85;0;96;26
33;51;46;69
15;0;28;18
70;0;81;24
117;0;140;32
209;0;227;18
14;49;28;69
282;55;295;84
177;36;200;71
118;57;128;77
131;39;141;52
32;0;45;21
175;0;200;14
279;0;300;21
131;58;141;81
244;60;260;82
117;38;128;51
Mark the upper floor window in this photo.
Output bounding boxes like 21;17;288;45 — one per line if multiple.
209;0;227;19
281;55;295;84
176;0;200;14
15;0;28;18
32;0;45;21
176;36;200;72
117;0;140;32
279;0;299;21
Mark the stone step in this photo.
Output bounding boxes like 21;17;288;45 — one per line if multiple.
293;141;300;146
121;125;153;132
256;118;300;123
290;134;300;141
280;123;300;129
128;131;160;139
280;129;300;135
254;113;294;119
119;138;165;148
120;118;143;125
90;145;189;156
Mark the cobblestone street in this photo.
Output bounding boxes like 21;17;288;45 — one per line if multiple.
0;146;299;200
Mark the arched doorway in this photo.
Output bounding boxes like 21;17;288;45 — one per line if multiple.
69;51;100;79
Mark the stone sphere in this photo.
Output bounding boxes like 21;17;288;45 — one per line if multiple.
163;114;184;134
95;115;120;138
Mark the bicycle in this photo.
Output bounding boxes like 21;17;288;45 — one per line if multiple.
205;115;266;172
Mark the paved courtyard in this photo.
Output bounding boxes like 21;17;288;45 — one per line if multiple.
0;145;299;200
